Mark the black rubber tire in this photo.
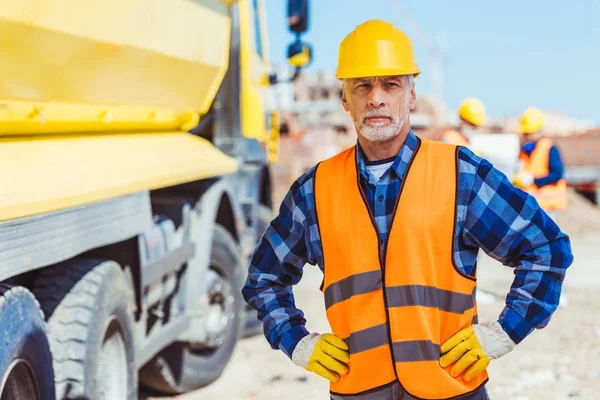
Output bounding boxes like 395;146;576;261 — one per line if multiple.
32;260;137;400
242;204;273;338
139;224;244;394
0;285;55;400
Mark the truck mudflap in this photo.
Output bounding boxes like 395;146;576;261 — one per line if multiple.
0;132;238;222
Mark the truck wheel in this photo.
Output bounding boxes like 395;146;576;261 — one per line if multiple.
0;285;55;400
139;224;243;394
33;260;136;400
242;204;273;338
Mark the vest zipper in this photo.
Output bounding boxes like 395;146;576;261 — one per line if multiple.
355;142;422;390
356;183;400;384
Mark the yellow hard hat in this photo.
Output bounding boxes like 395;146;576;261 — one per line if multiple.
336;19;420;80
458;97;486;127
520;107;544;134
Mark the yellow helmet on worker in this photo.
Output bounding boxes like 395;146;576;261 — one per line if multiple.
336;19;420;79
520;107;544;135
458;97;486;127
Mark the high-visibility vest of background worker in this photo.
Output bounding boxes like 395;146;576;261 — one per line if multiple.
441;97;486;146
242;19;573;400
512;107;569;220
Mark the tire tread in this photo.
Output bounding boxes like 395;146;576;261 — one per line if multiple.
33;259;129;398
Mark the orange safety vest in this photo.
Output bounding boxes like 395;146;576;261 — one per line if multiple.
441;129;469;146
519;138;568;210
315;139;487;399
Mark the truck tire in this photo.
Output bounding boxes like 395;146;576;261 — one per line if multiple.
242;204;273;338
0;285;55;400
33;260;136;400
139;224;243;394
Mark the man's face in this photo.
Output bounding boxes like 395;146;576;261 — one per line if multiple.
521;132;540;146
342;75;416;142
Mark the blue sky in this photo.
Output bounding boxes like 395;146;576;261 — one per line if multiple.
265;0;600;122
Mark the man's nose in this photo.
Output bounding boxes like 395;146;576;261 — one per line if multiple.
368;86;386;108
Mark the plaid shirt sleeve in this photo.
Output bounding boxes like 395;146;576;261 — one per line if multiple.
458;147;574;344
241;168;319;359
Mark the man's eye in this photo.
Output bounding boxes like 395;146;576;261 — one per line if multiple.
384;82;399;88
357;84;370;89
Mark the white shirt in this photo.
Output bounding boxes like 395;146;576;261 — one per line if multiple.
365;160;393;181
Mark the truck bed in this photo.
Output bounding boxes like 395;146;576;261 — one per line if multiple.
0;0;232;134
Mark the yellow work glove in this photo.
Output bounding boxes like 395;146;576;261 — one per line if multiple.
512;171;534;188
439;321;516;382
292;332;350;382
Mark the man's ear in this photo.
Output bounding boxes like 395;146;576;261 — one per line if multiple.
341;89;349;112
341;80;350;112
409;84;417;111
342;92;350;112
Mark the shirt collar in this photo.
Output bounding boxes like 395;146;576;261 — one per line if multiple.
356;129;419;182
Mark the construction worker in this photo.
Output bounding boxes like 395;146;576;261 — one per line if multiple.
242;20;573;400
441;97;486;146
513;107;569;221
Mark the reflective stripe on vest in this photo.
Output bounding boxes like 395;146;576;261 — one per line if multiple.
315;138;487;399
442;130;469;146
519;138;568;210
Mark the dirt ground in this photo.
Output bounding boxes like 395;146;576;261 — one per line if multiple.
146;202;600;400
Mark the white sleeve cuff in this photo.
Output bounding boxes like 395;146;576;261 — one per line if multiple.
291;332;320;368
473;321;517;359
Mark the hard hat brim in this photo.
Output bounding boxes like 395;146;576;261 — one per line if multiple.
336;67;421;80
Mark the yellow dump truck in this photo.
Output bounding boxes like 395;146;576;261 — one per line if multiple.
0;0;310;398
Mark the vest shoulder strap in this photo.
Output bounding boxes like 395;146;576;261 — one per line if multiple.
537;137;554;152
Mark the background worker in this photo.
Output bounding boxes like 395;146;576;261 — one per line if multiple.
441;97;486;146
513;107;569;220
243;20;573;400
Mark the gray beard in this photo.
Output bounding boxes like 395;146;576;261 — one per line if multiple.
357;116;405;142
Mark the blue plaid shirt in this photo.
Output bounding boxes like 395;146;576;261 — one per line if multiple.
242;130;574;359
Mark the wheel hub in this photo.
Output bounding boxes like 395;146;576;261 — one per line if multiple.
192;267;235;351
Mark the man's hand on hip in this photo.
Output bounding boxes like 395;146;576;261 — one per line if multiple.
292;333;350;382
439;321;516;381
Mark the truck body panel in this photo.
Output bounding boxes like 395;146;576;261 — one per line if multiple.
240;0;271;142
0;133;237;221
0;192;151;282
